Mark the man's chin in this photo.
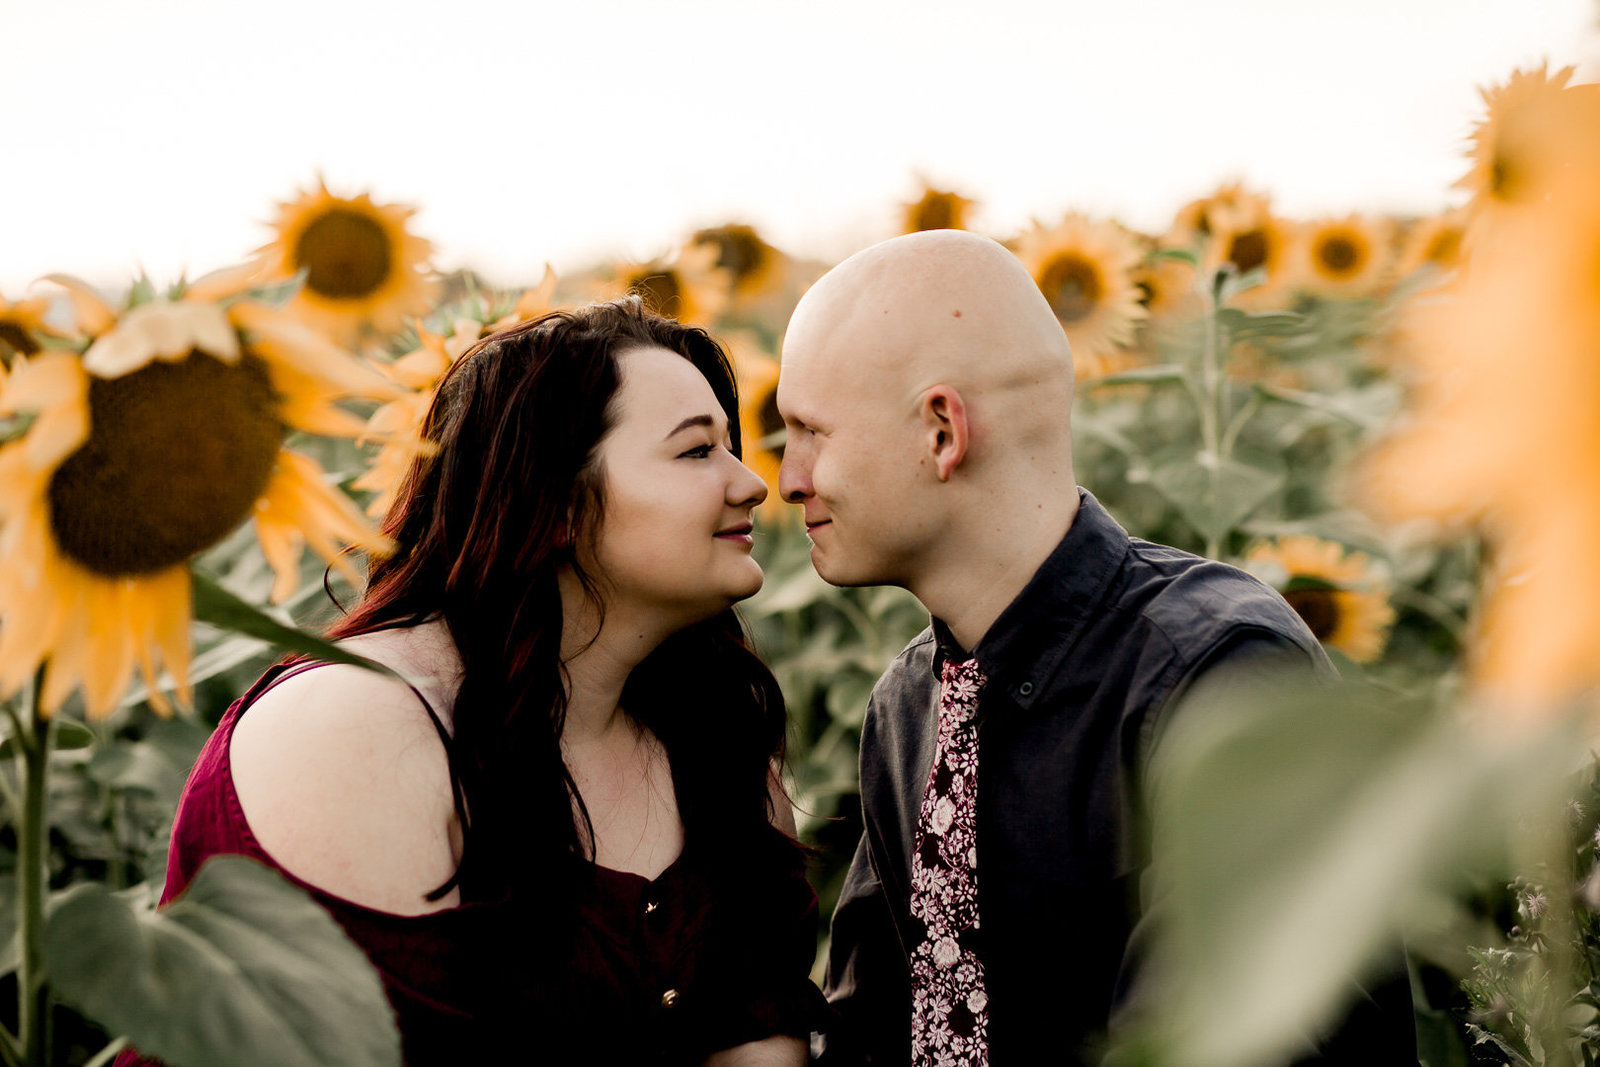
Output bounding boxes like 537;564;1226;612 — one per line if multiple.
809;552;882;590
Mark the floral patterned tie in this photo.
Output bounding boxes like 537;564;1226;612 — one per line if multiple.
909;656;989;1066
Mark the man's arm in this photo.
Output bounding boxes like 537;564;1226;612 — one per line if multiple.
1111;633;1417;1066
812;832;910;1067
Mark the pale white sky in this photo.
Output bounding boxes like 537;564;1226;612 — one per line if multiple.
5;0;1596;293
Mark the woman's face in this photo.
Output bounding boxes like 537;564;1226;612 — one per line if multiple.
584;345;768;623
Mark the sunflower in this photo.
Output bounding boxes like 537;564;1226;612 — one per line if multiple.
254;180;437;346
1393;210;1468;281
1458;64;1578;211
1132;253;1202;321
597;243;729;327
1363;77;1600;709
1012;214;1147;380
902;182;976;233
354;269;564;518
722;331;785;521
1204;207;1298;309
0;293;57;367
1295;214;1394;298
0;272;402;718
1244;536;1395;663
690;224;786;302
1165;182;1272;251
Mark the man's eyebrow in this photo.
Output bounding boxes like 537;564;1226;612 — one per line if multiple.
663;414;724;440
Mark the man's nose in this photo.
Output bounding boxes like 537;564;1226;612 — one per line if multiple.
777;449;811;504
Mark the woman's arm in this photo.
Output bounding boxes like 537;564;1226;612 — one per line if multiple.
704;1034;807;1067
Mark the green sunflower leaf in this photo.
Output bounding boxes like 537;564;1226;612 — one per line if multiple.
44;855;401;1067
189;569;399;681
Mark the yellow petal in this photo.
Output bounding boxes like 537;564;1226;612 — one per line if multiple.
83;302;239;379
230;303;405;401
40;274;116;337
79;577;137;719
148;566;192;709
181;260;273;304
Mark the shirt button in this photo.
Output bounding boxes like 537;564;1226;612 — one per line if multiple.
1018;681;1035;696
661;989;680;1009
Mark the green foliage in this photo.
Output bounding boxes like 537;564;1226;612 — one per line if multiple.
45;857;400;1067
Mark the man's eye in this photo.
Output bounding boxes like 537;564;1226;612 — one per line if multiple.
679;444;714;459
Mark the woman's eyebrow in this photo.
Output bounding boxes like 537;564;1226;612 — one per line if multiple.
663;414;725;440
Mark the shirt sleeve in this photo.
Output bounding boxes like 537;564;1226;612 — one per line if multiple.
812;831;910;1067
1110;632;1418;1065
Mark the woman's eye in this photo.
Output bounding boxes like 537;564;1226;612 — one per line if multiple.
679;444;714;459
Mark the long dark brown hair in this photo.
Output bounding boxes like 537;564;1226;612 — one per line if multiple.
326;298;796;906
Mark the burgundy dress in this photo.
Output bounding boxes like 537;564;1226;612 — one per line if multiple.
114;662;826;1066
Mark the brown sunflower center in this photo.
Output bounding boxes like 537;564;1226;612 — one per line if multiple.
1037;255;1103;323
1284;587;1340;641
294;208;394;300
1425;228;1462;265
1227;229;1270;274
910;193;966;232
696;227;766;283
47;351;283;576
0;319;40;363
629;271;684;316
1317;235;1363;275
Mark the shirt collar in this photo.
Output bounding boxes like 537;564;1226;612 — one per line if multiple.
930;489;1129;711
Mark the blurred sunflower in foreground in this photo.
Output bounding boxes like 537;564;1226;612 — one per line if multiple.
254;180;437;346
0;269;403;718
0;293;57;365
1364;68;1600;710
1013;213;1146;379
355;270;560;518
1244;536;1395;663
902;182;976;233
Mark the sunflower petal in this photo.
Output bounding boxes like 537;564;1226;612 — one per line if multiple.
40;274;116;337
230;303;405;400
181;260;274;304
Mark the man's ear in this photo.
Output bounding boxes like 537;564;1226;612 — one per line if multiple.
920;385;969;482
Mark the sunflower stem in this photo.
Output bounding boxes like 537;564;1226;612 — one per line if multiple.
15;668;51;1067
1199;270;1228;560
0;1018;21;1067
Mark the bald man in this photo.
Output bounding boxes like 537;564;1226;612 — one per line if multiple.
777;231;1415;1066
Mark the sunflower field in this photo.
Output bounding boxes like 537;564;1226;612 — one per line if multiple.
0;62;1598;1067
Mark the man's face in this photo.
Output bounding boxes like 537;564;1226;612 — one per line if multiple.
775;323;935;588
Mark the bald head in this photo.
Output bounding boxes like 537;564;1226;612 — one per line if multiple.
776;230;1082;636
781;230;1075;471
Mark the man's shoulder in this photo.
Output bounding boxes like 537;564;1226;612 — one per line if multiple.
870;627;938;702
1118;537;1315;650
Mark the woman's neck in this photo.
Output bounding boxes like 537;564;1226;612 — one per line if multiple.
556;574;673;747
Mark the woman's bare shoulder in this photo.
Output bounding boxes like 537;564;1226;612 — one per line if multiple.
229;662;461;914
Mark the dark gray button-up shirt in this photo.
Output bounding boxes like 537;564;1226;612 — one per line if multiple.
815;490;1340;1065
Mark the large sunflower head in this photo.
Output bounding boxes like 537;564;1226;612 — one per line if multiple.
254;180;437;346
1459;65;1578;210
1012;213;1148;380
902;182;976;233
596;243;729;327
0;272;402;718
690;224;786;301
1244;536;1395;663
1295;214;1394;298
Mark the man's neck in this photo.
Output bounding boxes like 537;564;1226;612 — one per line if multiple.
914;489;1080;652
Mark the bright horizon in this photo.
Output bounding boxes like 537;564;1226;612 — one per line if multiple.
7;0;1598;294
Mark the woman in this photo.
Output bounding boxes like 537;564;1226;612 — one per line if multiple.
117;300;824;1065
